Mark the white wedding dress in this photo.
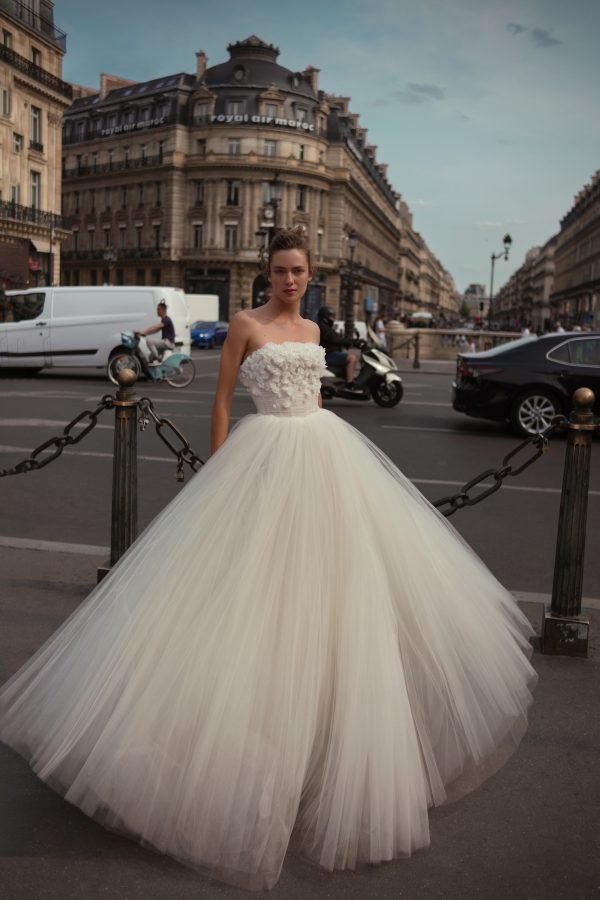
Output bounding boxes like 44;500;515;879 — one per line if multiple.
0;341;536;890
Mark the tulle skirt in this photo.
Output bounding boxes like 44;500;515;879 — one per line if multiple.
0;408;536;890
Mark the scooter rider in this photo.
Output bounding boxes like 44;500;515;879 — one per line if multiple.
317;306;358;389
138;301;175;364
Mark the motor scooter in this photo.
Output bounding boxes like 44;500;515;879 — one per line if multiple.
107;332;196;387
321;344;403;407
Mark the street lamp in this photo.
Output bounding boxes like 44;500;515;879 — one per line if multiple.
103;246;118;285
488;233;512;322
344;229;358;341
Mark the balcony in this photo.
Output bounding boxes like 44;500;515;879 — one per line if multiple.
0;0;67;49
0;43;72;98
63;155;166;177
62;247;166;262
0;198;70;230
29;139;43;153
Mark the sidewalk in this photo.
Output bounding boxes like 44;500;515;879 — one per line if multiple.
392;355;456;375
0;544;598;900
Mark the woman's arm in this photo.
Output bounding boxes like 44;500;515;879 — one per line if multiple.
210;313;250;455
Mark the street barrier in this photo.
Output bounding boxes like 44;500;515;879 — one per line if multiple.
1;373;597;656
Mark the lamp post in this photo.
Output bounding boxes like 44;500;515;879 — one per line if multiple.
488;233;512;323
344;229;358;341
103;246;118;286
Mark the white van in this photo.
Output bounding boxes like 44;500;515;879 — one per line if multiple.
185;293;219;324
0;286;190;371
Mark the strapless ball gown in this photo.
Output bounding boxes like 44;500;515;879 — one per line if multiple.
0;341;536;890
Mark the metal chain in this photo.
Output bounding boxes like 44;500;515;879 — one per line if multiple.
0;396;115;477
432;415;569;517
138;397;205;481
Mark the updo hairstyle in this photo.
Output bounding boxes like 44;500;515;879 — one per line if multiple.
259;226;313;278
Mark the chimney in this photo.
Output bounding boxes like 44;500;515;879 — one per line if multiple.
302;66;320;93
196;51;208;80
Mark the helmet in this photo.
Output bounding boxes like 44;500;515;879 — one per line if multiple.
317;305;336;325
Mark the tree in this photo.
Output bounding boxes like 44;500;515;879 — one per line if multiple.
460;299;471;319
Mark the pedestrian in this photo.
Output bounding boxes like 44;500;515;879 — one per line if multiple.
521;323;531;337
554;321;565;333
0;226;537;891
374;314;387;349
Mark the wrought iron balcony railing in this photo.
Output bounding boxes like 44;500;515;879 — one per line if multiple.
62;247;166;262
63;155;165;178
0;198;70;230
0;0;67;49
0;43;72;97
29;139;44;153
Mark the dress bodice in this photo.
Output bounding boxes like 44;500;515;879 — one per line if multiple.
239;341;326;416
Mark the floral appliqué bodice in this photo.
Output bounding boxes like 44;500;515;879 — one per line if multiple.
239;341;326;416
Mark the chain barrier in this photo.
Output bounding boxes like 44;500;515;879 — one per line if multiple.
0;396;115;477
432;415;569;517
137;397;205;481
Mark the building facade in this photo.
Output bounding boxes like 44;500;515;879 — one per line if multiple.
61;37;404;321
0;0;71;289
551;170;600;328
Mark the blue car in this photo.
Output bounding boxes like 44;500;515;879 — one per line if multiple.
191;320;229;349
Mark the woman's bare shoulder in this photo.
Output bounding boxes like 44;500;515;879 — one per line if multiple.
304;319;321;343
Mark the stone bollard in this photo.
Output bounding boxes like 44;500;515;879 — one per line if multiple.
97;367;139;582
542;387;597;657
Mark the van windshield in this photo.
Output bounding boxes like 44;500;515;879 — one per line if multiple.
0;293;45;323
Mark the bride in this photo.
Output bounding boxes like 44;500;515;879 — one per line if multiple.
0;227;536;891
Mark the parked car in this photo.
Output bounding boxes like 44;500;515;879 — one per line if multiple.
191;320;229;348
452;332;600;436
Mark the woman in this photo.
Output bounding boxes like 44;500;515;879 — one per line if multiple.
0;228;536;891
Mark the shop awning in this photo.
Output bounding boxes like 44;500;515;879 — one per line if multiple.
29;237;51;253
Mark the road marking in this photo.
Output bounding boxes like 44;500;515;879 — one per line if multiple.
0;535;109;555
382;424;495;434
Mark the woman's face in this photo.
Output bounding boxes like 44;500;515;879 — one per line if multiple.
268;249;312;305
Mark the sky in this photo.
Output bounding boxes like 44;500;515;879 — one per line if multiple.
56;0;600;294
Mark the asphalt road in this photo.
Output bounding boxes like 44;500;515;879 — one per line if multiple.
1;350;599;598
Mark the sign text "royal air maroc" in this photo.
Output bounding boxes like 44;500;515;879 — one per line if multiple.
210;114;315;132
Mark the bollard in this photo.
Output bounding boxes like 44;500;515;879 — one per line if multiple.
97;367;138;582
413;332;421;369
542;387;597;657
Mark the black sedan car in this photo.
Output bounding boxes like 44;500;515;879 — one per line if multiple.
452;332;600;436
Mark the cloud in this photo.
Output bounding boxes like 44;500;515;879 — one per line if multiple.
391;90;427;105
475;220;504;228
530;27;562;47
406;82;446;101
455;110;471;121
507;23;526;35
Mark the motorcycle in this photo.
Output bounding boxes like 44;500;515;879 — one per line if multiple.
321;343;403;407
107;332;196;387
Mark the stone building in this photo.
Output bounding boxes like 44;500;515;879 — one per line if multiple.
61;36;403;321
551;170;600;328
493;238;556;331
0;0;71;289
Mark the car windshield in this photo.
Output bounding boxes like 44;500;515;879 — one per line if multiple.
468;335;538;357
192;321;213;329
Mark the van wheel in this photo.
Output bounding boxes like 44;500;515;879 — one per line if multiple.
107;352;141;385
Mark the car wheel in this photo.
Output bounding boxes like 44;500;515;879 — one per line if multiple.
510;389;560;437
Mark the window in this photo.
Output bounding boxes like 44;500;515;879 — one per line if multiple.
92;152;98;171
31;47;41;67
158;140;164;163
266;103;278;118
264;140;277;157
226;180;240;206
121;185;127;209
103;228;111;248
151;269;160;286
74;190;80;212
228;138;241;156
226;99;245;116
76;153;82;171
90;270;98;285
119;227;126;249
77;121;85;140
108;149;114;170
296;184;307;211
104;187;112;209
295;107;308;123
136;269;145;285
194;101;209;121
196;138;206;156
262;180;280;204
89;188;96;211
153;224;160;249
137;183;144;206
116;269;124;285
12;132;23;152
194;180;204;206
10;184;20;204
140;143;146;163
72;230;79;251
88;228;95;250
136;225;143;249
297;143;305;161
72;270;80;286
30;170;41;209
31;106;42;144
2;88;11;116
2;30;12;48
154;182;162;207
0;292;45;323
193;223;203;249
224;224;238;251
123;146;130;167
